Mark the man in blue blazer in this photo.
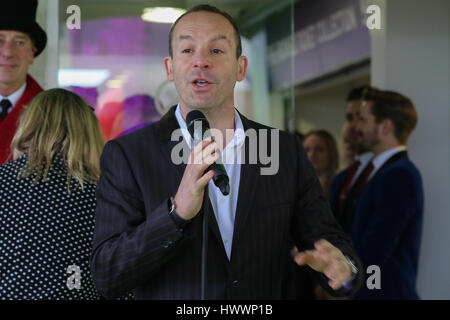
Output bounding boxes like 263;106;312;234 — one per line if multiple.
90;5;363;299
351;88;424;299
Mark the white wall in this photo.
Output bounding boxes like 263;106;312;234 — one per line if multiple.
371;0;450;299
29;0;59;89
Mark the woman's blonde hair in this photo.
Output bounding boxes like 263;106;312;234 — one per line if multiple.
11;88;104;189
304;129;339;198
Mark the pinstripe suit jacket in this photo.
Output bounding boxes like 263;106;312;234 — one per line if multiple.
90;106;362;299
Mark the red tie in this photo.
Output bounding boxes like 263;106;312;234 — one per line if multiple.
339;160;361;209
357;161;374;193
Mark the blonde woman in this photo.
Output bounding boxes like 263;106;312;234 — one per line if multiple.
303;130;339;198
0;88;104;299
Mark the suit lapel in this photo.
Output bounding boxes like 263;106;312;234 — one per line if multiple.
155;105;187;180
230;113;260;261
156;105;225;248
204;192;229;260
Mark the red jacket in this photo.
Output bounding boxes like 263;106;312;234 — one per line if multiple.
0;75;43;164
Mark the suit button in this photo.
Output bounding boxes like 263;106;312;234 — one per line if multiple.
233;280;238;285
162;239;173;248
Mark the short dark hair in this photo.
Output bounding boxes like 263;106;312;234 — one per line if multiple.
346;85;371;102
363;88;418;144
168;4;242;59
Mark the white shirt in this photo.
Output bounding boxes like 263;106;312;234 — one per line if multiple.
369;146;407;180
350;151;374;187
175;105;245;260
0;82;26;111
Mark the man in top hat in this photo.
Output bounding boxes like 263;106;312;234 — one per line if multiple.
0;0;46;164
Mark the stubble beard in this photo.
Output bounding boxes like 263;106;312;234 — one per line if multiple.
362;127;381;153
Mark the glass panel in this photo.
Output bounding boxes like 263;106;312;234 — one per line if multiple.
58;0;295;142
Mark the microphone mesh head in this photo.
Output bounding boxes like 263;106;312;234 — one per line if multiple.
186;110;206;124
187;110;210;144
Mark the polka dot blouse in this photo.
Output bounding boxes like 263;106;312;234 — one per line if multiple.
0;153;101;300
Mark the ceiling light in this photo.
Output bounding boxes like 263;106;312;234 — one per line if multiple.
141;7;186;24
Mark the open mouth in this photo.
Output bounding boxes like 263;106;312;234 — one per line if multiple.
193;79;211;87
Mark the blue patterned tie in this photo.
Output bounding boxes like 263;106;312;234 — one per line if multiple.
0;99;12;120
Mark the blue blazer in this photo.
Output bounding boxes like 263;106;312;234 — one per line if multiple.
350;152;424;300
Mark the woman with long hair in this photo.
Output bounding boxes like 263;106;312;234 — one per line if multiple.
0;88;104;299
303;129;339;198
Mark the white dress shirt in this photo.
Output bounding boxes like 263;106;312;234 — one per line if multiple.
175;105;245;260
0;82;26;110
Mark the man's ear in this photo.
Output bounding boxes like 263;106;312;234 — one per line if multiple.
164;56;174;81
381;118;394;136
236;56;248;82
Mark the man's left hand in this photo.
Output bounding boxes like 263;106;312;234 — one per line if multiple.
293;239;353;291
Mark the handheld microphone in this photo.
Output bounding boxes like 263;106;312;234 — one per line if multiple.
186;110;230;196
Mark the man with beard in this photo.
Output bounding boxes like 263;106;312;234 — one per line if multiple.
351;87;423;299
315;86;375;300
329;87;374;233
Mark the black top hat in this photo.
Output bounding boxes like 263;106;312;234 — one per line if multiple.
0;0;47;57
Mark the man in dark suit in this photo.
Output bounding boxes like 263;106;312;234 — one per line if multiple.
351;88;423;299
316;88;374;300
329;87;373;233
90;4;362;299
